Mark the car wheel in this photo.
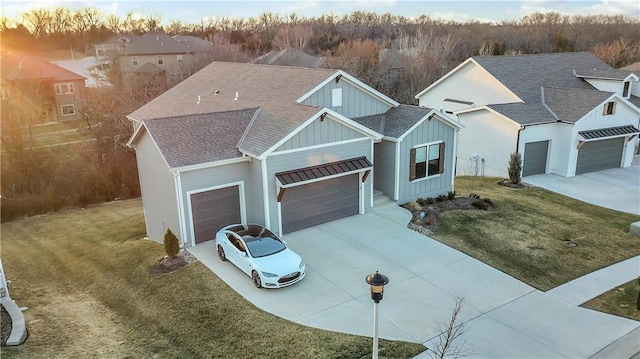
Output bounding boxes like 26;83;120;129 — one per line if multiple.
217;245;226;261
251;270;262;288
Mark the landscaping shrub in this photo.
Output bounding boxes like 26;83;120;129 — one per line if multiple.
508;152;523;184
471;199;489;210
416;198;427;206
447;191;456;200
482;198;494;206
426;197;435;204
163;228;180;258
436;194;447;202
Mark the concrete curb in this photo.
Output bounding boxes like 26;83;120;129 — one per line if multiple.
1;296;27;346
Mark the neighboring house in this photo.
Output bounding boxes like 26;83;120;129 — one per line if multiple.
416;52;640;178
1;52;87;123
116;32;213;86
251;48;325;68
127;62;459;247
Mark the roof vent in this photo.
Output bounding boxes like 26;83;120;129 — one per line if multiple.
234;91;238;101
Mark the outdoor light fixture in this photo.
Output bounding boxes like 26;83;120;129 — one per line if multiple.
365;270;389;359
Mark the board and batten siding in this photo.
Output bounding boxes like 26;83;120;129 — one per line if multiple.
245;158;265;225
265;139;373;231
373;140;396;199
397;118;456;204
134;132;180;244
275;117;367;152
519;122;573;177
301;79;391;118
179;161;252;246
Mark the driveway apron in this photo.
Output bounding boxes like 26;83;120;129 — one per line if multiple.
189;197;640;358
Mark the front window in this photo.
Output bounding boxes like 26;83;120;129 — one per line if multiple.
61;104;76;116
177;54;183;63
132;56;138;66
623;81;630;98
603;101;616;116
157;55;164;65
410;142;445;180
55;83;75;95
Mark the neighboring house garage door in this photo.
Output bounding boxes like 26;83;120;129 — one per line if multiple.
191;186;241;244
281;174;359;234
576;138;624;175
522;140;549;176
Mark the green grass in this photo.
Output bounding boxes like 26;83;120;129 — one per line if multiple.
0;199;425;358
429;176;640;291
582;279;640;321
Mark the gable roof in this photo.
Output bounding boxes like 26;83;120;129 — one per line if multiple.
543;87;613;123
353;105;461;139
1;52;86;83
132;108;259;169
172;35;214;53
120;33;188;56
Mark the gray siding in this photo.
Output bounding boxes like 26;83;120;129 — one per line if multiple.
265;139;374;231
301;79;391;118
397;119;456;204
179;161;251;246
275;117;366;152
134;132;180;244
246;158;265;224
373;140;396;198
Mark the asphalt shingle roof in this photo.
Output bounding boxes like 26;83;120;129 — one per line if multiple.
120;33;188;56
472;52;625;125
353;105;432;138
143;108;259;168
1;52;86;82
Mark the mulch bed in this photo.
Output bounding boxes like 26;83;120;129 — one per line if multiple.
497;179;532;189
1;304;11;346
403;195;495;235
151;251;197;275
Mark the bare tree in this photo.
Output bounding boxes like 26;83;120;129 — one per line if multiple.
22;8;50;38
272;24;313;50
429;297;472;359
592;38;640;68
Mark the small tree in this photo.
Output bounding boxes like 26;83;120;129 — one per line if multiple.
163;228;180;258
429;297;472;359
507;152;522;185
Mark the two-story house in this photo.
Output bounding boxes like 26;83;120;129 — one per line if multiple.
416;52;640;178
1;52;87;123
126;62;461;248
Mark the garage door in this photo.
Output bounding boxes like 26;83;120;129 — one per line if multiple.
191;186;241;244
522;140;549;176
282;174;359;234
576;138;624;175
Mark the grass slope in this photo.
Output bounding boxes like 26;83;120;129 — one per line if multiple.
582;280;640;321
0;199;425;358
430;177;640;291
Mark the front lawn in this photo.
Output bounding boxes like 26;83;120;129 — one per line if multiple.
582;279;640;321
426;176;640;291
0;199;425;358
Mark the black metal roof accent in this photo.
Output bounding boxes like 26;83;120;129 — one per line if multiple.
276;156;372;186
578;125;639;140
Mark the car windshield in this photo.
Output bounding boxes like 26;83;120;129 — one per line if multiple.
243;236;286;258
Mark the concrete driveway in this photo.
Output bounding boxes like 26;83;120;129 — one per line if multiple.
189;198;639;358
524;157;640;215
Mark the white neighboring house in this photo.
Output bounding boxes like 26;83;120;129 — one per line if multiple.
416;52;640;178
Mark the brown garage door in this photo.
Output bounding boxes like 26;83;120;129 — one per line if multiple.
191;186;241;244
282;174;359;234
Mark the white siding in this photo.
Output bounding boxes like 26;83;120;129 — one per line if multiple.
133;132;179;244
519;123;573;177
417;61;521;110
584;78;624;96
456;110;520;178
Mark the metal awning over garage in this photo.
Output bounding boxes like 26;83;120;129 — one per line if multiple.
276;156;372;188
578;125;639;141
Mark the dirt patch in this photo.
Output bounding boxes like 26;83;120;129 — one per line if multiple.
151;251;197;275
403;195;494;235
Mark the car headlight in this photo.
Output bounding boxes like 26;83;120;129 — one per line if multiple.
299;261;305;270
261;271;278;278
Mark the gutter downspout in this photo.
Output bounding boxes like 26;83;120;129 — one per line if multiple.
173;170;187;247
515;126;525;153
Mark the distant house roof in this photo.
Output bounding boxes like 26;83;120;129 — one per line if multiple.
1;52;86;83
135;62;164;73
173;35;214;53
252;48;324;68
141;108;259;168
119;33;188;56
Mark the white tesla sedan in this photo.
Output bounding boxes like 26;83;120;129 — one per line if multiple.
215;224;305;288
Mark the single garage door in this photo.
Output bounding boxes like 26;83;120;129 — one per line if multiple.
191;186;241;244
522;140;549;176
282;174;359;234
576;137;624;175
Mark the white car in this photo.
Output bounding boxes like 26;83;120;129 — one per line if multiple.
215;224;305;288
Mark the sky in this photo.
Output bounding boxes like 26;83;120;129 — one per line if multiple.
1;0;639;26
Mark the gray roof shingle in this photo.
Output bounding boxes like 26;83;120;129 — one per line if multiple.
143;108;258;168
353;105;432;138
121;33;188;56
543;87;613;123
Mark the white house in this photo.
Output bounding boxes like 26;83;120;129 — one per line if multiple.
416;52;640;178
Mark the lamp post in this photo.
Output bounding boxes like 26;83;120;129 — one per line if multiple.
366;270;389;359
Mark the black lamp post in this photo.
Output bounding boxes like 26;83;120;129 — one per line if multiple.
366;271;389;359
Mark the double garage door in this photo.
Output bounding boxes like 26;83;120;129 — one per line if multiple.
190;186;241;244
576;138;624;175
281;174;359;234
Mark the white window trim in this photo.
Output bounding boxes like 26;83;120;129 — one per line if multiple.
622;81;631;98
157;55;164;65
132;56;138;66
410;140;444;182
61;104;76;116
55;83;75;95
332;88;343;107
603;101;616;116
177;54;183;63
